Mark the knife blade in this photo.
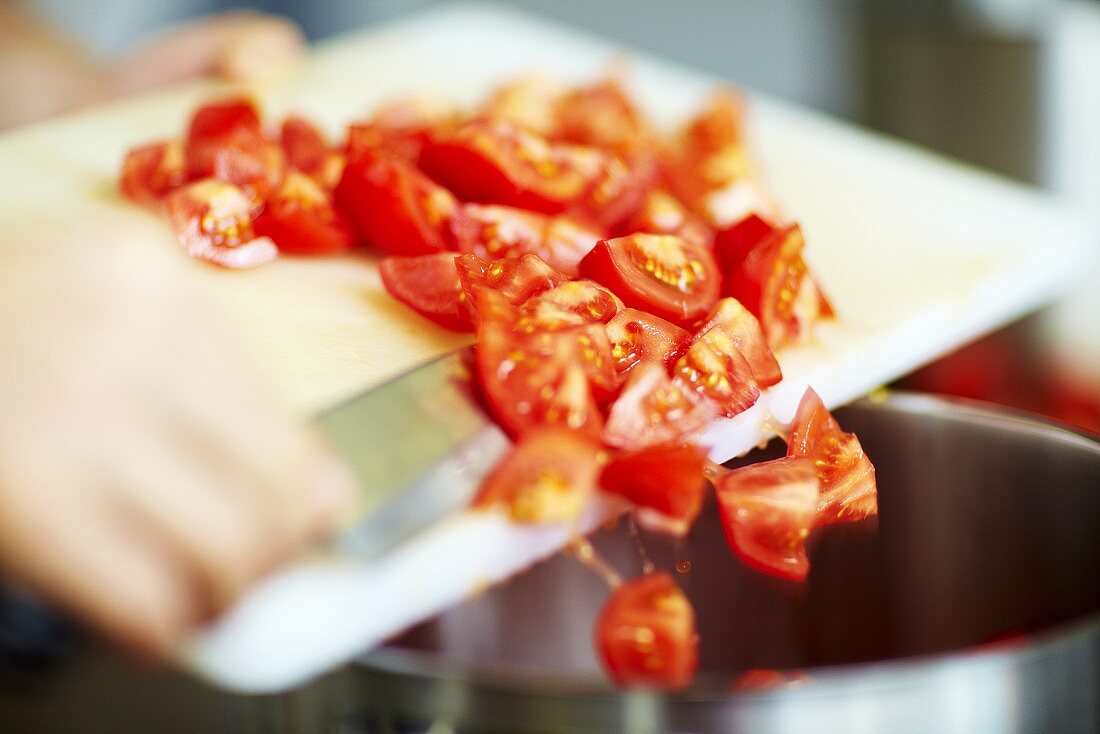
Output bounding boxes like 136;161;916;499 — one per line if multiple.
318;349;509;561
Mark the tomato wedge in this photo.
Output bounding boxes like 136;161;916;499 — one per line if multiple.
723;224;833;350
579;234;720;326
454;253;566;308
346;98;449;162
480;75;565;137
599;443;707;535
666;90;753;216
713;213;774;273
476;322;604;439
673;324;761;417
119;140;187;207
516;280;620;334
450;203;601;277
280;115;330;177
186;97;283;204
605;308;690;376
378;253;472;332
334;148;459;256
694;298;781;388
603;362;718;450
595;573;698;691
473;428;600;523
715;456;819;582
253;171;354;255
787;388;878;526
165;179;277;269
554;78;647;152
620;189;712;247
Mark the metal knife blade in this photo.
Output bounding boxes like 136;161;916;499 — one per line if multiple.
317;349;509;561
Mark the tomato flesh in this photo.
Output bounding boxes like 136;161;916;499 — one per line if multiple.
378;253;472;332
253;171;354;255
185;97;283;204
715;456;819;582
454;253;566;309
713;213;774;274
786;388;877;526
119;140;187;207
516;280;620;334
695;298;782;388
334;149;459;256
605;308;690;376
554;78;647;152
673;324;761;417
603;362;718;450
620;189;712;247
600;443;707;535
579;234;719;326
165;179;277;269
473;428;600;522
595;573;698;691
280;115;330;177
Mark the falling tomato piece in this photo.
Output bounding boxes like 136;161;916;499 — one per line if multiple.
694;297;782;388
787;388;878;526
594;573;698;691
599;443;707;536
714;456;819;582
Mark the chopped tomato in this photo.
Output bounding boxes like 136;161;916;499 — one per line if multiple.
516;280;620;334
165;179;277;269
515;323;621;401
620;189;713;247
554;78;647;152
673;323;761;417
420;118;604;214
334;149;459;256
595;573;698;691
605;308;690;376
346;98;450;162
666;90;753;214
580;151;658;230
787;388;877;526
695;298;781;388
378;253;472;332
185;97;283;203
730;668;810;692
579;233;720;326
454;253;566;308
714;456;819;582
280;115;330;177
713;213;774;274
253;171;354;255
473;428;600;523
119;140;187;207
480;75;564;137
600;443;707;535
603;362;718;450
723;224;833;350
450;203;601;277
476;322;604;439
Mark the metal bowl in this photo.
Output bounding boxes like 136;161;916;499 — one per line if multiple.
240;393;1100;734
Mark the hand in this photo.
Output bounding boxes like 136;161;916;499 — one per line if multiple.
0;242;354;659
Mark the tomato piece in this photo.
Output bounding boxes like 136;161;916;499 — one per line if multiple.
420;119;604;214
480;75;564;137
346;98;450;162
599;443;707;535
119;140;187;207
694;298;781;388
581;151;659;230
185;97;283;203
280;115;330;176
713;213;774;274
165;179;278;269
595;573;698;691
579;234;720;326
554;78;647;152
516;280;620;335
454;253;566;308
620;189;713;247
786;388;877;526
450;203;601;277
473;428;600;523
715;456;819;582
605;308;690;376
253;171;354;255
476;322;604;439
723;224;834;350
666;90;753;215
334;149;459;256
603;362;718;450
730;669;810;692
673;322;761;417
378;254;472;332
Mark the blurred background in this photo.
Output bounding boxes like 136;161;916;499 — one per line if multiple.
23;0;1100;433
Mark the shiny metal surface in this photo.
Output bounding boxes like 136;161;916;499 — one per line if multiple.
318;351;507;561
318;393;1100;734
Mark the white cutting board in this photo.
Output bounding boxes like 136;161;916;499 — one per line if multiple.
0;2;1090;692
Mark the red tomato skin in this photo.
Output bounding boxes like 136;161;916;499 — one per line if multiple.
253;172;354;255
619;189;713;247
185;97;266;180
334;149;458;256
280;115;330;176
165;179;278;269
119;140;187;207
603;362;719;450
605;308;691;376
579;235;720;327
787;388;878;526
599;443;707;532
473;427;601;522
378;254;472;332
713;213;775;274
454;253;566;308
715;456;819;582
595;573;698;691
695;297;782;388
516;281;620;335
